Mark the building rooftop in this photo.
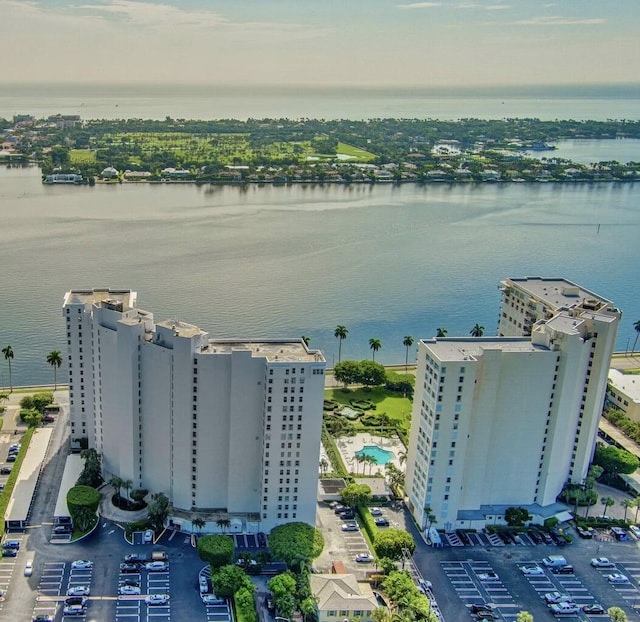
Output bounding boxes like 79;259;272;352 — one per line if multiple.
156;318;205;339
310;574;378;612
64;288;136;309
421;337;541;362
609;369;640;403
202;339;325;363
500;277;612;312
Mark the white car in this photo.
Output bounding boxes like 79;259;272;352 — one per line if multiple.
369;508;383;516
66;585;90;596
118;584;141;595
607;573;629;584
145;593;170;605
202;593;226;605
477;572;500;582
341;523;360;532
24;559;33;577
629;525;640;539
355;553;375;563
71;560;93;570
549;602;581;615
145;561;168;572
590;557;614;568
62;604;86;616
520;564;544;576
544;592;573;605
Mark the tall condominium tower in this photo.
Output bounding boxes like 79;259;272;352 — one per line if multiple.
405;277;620;532
63;289;326;532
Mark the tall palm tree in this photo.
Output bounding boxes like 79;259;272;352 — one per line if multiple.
192;517;206;534
634;496;640;522
436;328;447;338
334;325;348;363
319;458;329;476
216;518;230;533
369;338;381;361
122;479;133;500
2;345;14;392
402;335;414;373
46;350;62;390
601;496;615;519
621;498;634;522
108;475;123;500
633;319;640;353
470;324;485;337
301;335;310;347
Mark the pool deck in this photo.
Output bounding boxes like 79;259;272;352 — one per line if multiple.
335;433;405;476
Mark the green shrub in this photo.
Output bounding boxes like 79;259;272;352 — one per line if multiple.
125;519;153;537
67;485;100;513
268;522;324;568
198;535;235;568
235;586;257;622
357;506;379;543
323;400;337;411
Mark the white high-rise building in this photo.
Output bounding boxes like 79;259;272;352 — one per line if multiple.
63;289;326;532
405;277;620;531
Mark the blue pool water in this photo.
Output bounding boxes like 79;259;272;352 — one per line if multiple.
356;445;395;465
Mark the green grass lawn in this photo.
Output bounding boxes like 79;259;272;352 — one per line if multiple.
336;142;377;162
69;149;96;165
325;386;412;435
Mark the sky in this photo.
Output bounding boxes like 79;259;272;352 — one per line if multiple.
2;0;639;87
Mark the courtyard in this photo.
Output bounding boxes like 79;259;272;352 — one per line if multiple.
335;432;405;477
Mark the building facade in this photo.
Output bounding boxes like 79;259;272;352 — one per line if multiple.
606;369;640;422
63;289;326;532
406;278;620;531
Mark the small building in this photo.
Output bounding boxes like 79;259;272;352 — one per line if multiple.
101;166;119;179
43;173;83;184
607;369;640;422
310;573;378;622
54;454;84;524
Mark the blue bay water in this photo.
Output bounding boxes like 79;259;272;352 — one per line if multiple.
1;164;639;387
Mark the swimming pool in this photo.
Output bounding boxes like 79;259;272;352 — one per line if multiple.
356;445;395;465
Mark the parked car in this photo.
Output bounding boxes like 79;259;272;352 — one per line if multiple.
123;553;144;562
478;572;500;582
118;584;141;595
0;467;12;475
611;527;629;541
33;616;54;622
341;523;360;532
607;573;629;583
71;560;93;570
549;602;581;615
66;586;90;596
6;455;16;463
551;565;574;575
64;597;88;607
257;532;267;547
470;604;496;614
629;525;640;539
417;579;432;595
582;604;606;615
145;593;170;605
199;574;210;593
2;548;17;557
202;593;226;605
520;564;544;576
143;529;154;543
369;507;383;516
476;612;498;621
544;592;573;605
457;530;470;545
145;561;168;571
374;517;390;527
591;557;615;568
333;505;347;514
120;563;139;573
2;540;20;550
340;510;356;520
355;554;375;563
528;530;543;544
62;605;86;616
576;526;594;539
53;525;72;534
24;559;33;576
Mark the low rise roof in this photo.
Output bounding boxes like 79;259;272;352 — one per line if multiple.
310;574;378;612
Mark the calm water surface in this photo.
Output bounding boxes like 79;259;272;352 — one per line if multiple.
1;165;639;386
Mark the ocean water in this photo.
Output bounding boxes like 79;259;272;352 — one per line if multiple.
2;83;640;121
1;164;639;387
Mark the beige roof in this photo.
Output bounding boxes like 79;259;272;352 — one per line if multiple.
310;574;378;612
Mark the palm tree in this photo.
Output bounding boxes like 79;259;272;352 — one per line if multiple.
2;345;14;392
108;476;123;500
402;336;414;373
301;335;310;347
334;325;348;363
634;496;640;522
369;338;381;361
192;517;206;534
436;328;447;338
355;453;366;474
319;458;329;476
470;324;485;337
398;450;407;466
633;319;640;353
122;479;133;501
621;498;634;522
216;518;230;533
601;496;615;519
46;350;63;390
367;455;379;475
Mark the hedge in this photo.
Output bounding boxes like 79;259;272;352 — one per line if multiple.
235;586;257;622
67;485;100;514
198;535;236;568
357;506;379;546
0;427;34;537
321;423;349;478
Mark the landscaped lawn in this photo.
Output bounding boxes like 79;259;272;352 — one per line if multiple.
325;386;412;436
336;142;377;162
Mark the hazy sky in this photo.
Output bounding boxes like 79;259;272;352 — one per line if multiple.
3;0;639;87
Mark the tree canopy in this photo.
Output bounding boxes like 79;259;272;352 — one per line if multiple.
334;359;386;388
197;534;235;568
340;482;372;508
212;564;254;597
505;507;532;527
374;529;415;561
268;522;324;568
593;444;639;475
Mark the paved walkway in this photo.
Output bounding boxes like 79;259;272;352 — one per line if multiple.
98;484;148;523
